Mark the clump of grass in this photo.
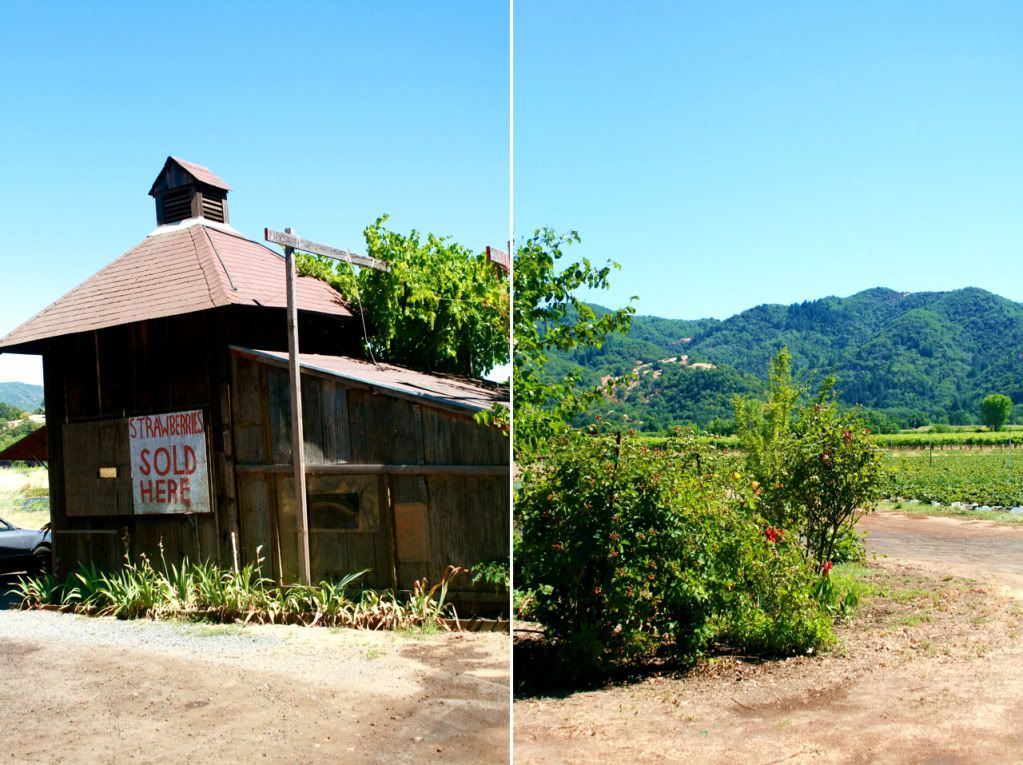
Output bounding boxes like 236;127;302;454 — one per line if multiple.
7;543;464;631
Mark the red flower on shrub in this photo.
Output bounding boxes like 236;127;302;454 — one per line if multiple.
822;560;833;576
764;527;782;543
843;429;853;443
863;428;871;435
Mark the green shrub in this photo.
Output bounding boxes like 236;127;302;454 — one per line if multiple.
469;559;510;592
829;525;867;565
515;430;833;676
735;348;887;568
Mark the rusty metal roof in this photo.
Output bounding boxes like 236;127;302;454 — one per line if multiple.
232;347;509;413
0;222;352;350
0;425;47;464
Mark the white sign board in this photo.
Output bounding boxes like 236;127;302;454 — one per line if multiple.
128;409;211;515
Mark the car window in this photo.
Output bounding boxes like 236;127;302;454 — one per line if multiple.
0;518;13;531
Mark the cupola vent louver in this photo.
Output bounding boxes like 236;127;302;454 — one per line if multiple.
161;187;192;223
201;191;227;223
149;157;231;226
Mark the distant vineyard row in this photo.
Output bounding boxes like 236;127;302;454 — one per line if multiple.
633;430;1023;451
869;430;1023;448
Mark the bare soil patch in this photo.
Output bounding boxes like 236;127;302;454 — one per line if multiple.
515;511;1023;764
861;510;1023;597
0;611;508;764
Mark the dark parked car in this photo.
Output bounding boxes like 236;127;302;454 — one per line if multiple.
0;517;51;575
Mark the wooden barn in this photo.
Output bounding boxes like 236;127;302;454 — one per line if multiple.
0;157;509;609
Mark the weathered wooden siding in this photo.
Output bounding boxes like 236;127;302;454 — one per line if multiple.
229;354;509;599
43;305;354;576
44;312;223;573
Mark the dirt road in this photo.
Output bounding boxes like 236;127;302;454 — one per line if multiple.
515;511;1023;764
862;510;1023;596
0;611;509;764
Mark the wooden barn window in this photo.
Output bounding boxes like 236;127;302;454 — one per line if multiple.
307;492;362;531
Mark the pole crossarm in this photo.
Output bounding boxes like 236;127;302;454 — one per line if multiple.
265;228;390;272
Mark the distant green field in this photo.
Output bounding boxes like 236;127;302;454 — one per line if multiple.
632;432;1023;510
635;433;740;450
0;466;50;530
871;430;1023;449
883;451;1023;508
632;429;1022;452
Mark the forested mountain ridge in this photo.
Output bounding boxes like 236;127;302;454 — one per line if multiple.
546;287;1023;430
0;382;44;413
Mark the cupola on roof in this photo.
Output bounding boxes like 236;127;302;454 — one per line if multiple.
0;158;352;351
149;156;232;225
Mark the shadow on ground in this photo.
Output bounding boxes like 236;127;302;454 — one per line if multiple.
0;574;26;609
513;633;705;699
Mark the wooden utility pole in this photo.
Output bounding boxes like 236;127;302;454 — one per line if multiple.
283;227;311;585
266;226;390;586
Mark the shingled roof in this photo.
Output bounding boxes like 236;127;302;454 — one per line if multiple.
0;221;352;350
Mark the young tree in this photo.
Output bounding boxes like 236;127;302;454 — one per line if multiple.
980;393;1013;431
733;348;801;527
297;216;509;379
512;228;634;460
735;348;887;567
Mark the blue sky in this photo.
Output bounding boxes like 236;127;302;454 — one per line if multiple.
0;2;508;384
4;3;1021;383
516;2;1022;320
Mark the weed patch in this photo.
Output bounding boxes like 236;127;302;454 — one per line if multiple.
7;549;465;632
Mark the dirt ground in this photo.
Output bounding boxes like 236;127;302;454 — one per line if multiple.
515;510;1023;764
0;612;509;764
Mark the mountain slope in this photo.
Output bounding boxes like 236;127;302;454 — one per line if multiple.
550;287;1023;429
0;382;44;413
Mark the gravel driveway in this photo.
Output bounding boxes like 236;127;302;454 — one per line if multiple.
0;608;509;764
